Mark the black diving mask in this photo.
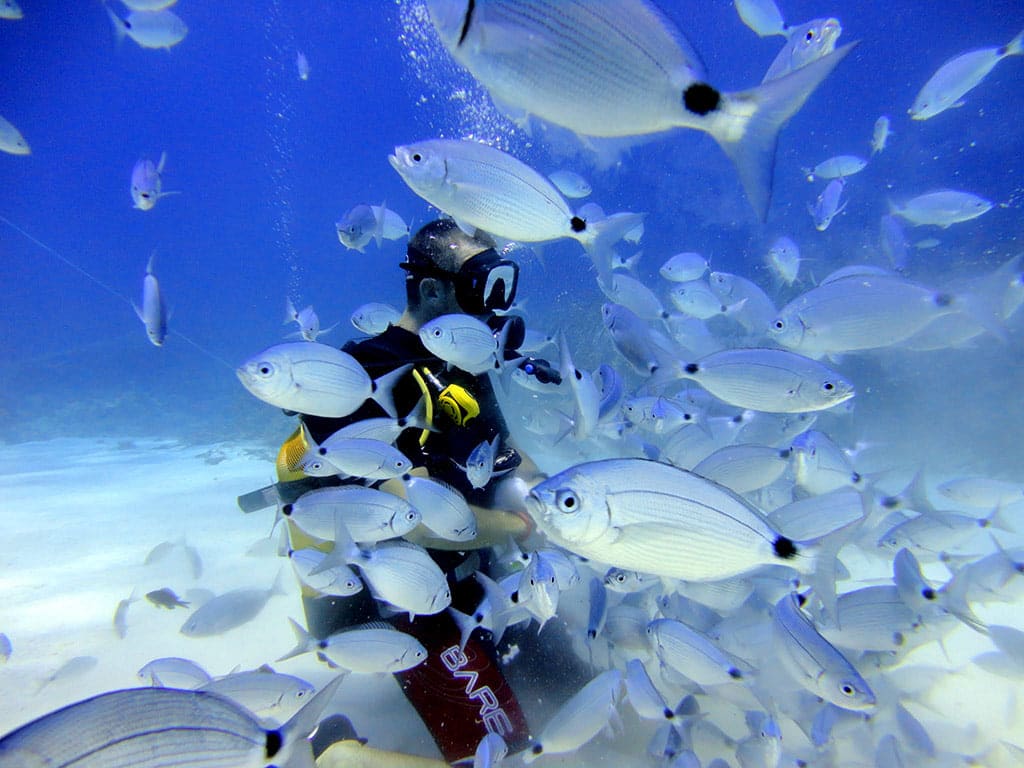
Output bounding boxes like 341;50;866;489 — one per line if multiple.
401;247;519;314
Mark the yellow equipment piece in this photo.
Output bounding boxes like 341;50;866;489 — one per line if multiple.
437;382;479;426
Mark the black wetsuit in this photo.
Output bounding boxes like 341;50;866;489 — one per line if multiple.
297;319;532;762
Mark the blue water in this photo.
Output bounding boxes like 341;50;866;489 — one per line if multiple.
2;1;1022;448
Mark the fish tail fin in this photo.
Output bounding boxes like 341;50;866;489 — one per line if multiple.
577;211;646;260
447;606;480;651
953;289;1010;343
709;42;858;221
370;363;413;418
938;569;989;635
277;617;315;662
1004;28;1024;57
279;673;347;761
285;296;299;324
308;515;355;576
794;509;867;623
103;2;127;45
157;151;167;174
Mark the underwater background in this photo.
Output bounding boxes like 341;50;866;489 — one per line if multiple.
2;1;1024;764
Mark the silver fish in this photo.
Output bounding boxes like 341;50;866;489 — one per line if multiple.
598;272;666;322
660;252;709;282
296;50;310;80
335;203;409;252
527;458;816;582
766;236;801;285
420;312;501;374
708;271;778;334
461;435;500;490
910;29;1024;120
350;301;401;335
281;485;421;544
0;0;23;21
196;668;316;722
692;443;791;495
284;298;323;342
559;334;600;441
734;0;786;37
803;154;866;182
130;152;178;210
871;115;891;155
134;254;167;347
236;341;405;418
137;657;211;688
648;618;754;686
0;114;29;155
669;278;743;320
0;676;343;768
764;18;843;83
289;548;363;597
808;178;847;231
105;6;187;49
279;618;427;673
390;139;640;251
302;436;412;481
623;658;673;721
522;669;622;763
769;274;964;358
180;575;285;637
772;592;876;711
890;189;993;228
547;169;592;199
790;429;864;495
112;590;138;639
426;0;855;220
602;303;676;376
401;474;478;542
937;476;1024;508
678;347;855;413
346;540;451;618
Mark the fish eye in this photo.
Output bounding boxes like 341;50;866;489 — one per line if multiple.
257;363;273;376
773;319;785;330
412;153;422;162
405;511;417;521
431;327;443;337
555;489;578;512
615;572;626;583
840;683;856;696
822;381;835;392
805;29;815;41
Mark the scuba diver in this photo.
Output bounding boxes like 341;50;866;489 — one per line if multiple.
241;218;564;764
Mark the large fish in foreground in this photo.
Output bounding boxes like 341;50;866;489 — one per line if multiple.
526;458;843;582
0;675;344;767
424;0;856;220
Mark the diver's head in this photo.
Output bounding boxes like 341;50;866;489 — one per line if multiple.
399;218;519;327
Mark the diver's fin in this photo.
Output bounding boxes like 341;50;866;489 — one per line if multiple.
710;42;858;221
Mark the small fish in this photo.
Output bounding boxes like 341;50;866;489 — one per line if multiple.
0;0;23;20
910;29;1024;120
735;712;783;768
133;253;167;347
350;301;401;335
547;169;592;198
527;458;823;582
558;334;600;441
335;203;410;252
105;5;188;49
692;443;792;495
598;272;666;322
803;154;866;182
733;0;787;37
678;347;855;414
296;50;310;80
130;151;178;210
871;115;892;155
708;270;779;333
460;435;500;490
766;236;801;285
937;476;1024;508
280;485;421;544
808;178;847;231
180;574;285;637
914;237;941;250
649;618;753;686
623;658;673;721
879;213;908;270
289;548;363;597
137;656;211;687
279;618;427;673
284;298;326;342
790;430;864;496
401;473;478;542
146;587;189;610
659;251;709;282
890;189;993;228
196;667;316;722
0;114;29;155
669;279;744;320
0;633;11;662
301;436;412;481
237;341;406;418
346;540;451;619
602;304;674;377
390;139;641;252
763;18;843;83
420;313;502;374
773;592;876;711
522;669;623;763
0;676;344;767
113;591;138;638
